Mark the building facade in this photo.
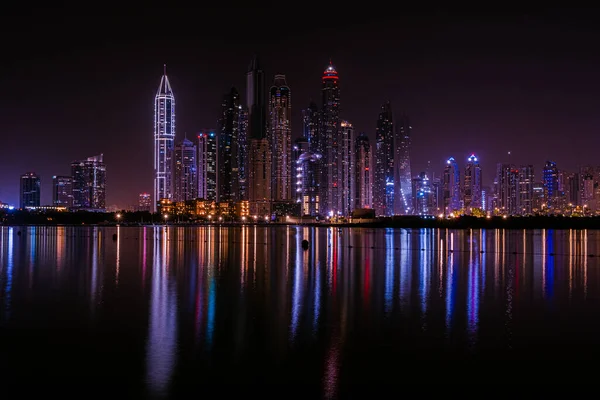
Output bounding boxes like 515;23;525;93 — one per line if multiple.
72;154;106;210
52;175;73;207
339;120;355;215
374;101;394;216
443;157;461;214
218;87;241;202
269;75;292;202
463;154;482;211
173;138;197;202
393;114;413;215
198;130;217;201
354;132;372;209
321;61;341;216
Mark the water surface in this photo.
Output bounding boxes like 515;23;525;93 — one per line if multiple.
0;226;598;396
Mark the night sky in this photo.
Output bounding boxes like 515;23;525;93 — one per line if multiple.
1;7;599;208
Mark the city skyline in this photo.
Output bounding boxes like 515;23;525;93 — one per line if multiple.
2;9;600;207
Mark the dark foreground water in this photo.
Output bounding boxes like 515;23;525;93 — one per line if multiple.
0;226;599;396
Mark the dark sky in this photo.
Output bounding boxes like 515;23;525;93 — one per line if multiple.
1;6;600;208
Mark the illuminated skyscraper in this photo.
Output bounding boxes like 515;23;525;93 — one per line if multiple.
374;101;394;216
269;74;292;201
302;101;320;154
238;107;249;201
412;172;436;215
218;87;241;202
393;114;413;215
20;172;40;208
495;163;519;215
463;154;482;211
198;130;217;201
294;137;322;216
153;65;175;211
518;165;534;214
339;120;355;215
52;175;72;207
247;55;271;215
354;132;372;209
543;161;559;209
72;154;106;210
321;60;341;216
443;157;460;214
173;138;197;202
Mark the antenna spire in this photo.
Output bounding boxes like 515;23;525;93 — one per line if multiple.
164;64;167;76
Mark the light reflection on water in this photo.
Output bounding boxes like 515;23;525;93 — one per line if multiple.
0;226;599;396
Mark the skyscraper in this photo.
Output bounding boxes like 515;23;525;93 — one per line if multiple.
354;132;372;209
218;87;241;202
154;65;175;211
302;101;320;154
339;120;355;215
412;172;436;215
294;137;322;217
72;154;106;210
543;161;559;209
173;138;197;202
321;60;341;216
518;165;535;214
198;130;217;201
463;154;482;211
269;75;292;202
495;163;519;215
238;107;249;201
443;157;460;214
247;55;271;215
20;172;40;208
393;114;413;215
52;175;73;207
374;101;394;216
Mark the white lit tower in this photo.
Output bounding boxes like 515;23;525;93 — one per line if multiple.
153;64;175;211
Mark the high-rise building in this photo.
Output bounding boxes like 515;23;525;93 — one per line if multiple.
173;138;197;202
566;172;580;206
294;138;322;216
247;56;271;215
393;114;413;215
302;102;320;154
463;154;482;211
495;163;519;215
518;165;534;214
412;172;436;215
52;175;72;207
269;75;292;202
20;172;40;208
321;60;341;216
374;101;394;216
580;166;595;209
197;130;217;201
153;65;175;211
218;87;241;202
443;157;461;214
543;161;559;209
238;107;249;201
339;120;355;215
354;132;372;209
138;193;152;212
72;154;106;210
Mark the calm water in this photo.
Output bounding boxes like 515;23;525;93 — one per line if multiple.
0;226;599;396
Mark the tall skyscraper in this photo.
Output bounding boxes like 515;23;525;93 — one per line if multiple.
247;55;271;215
238;107;249;201
495;163;519;215
269;75;292;202
354;132;372;209
153;65;175;211
302;101;320;154
52;175;73;207
463;154;482;211
218;87;241;202
393;114;413;215
518;165;535;214
339;120;355;215
321;60;341;216
294;137;322;216
20;172;40;208
138;193;152;212
173;138;197;202
72;154;106;210
543;161;559;209
443;157;460;214
374;101;394;216
412;172;436;215
197;130;217;201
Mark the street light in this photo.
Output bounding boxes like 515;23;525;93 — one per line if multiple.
163;214;168;224
115;213;121;224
